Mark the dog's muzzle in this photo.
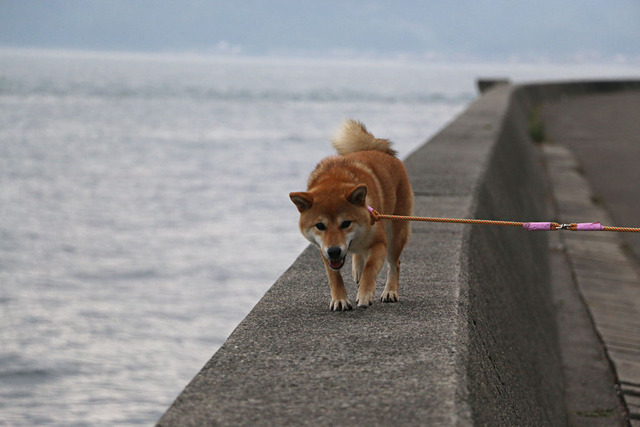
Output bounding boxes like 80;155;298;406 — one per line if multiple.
326;246;345;270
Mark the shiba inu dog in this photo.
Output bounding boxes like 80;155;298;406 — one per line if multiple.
290;120;413;311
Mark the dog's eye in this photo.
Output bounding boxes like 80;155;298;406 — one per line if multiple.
340;220;352;229
315;223;326;231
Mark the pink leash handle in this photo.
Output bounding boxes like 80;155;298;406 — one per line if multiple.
574;222;604;231
523;222;604;231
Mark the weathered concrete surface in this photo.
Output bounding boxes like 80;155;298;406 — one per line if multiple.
545;148;628;426
541;92;640;425
158;81;640;426
157;85;518;427
542;91;640;268
549;240;627;427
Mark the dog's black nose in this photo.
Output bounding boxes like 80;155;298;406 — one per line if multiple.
327;247;342;260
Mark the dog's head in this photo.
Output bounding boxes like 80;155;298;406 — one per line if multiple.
290;184;371;270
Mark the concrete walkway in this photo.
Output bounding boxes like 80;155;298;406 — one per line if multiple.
159;83;563;426
544;92;640;261
158;83;640;426
542;92;640;424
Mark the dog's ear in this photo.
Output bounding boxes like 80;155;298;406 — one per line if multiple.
346;184;367;207
290;192;313;212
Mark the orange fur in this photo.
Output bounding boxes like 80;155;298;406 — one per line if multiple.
290;120;413;311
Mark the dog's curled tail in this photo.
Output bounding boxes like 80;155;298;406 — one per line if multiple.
331;119;397;157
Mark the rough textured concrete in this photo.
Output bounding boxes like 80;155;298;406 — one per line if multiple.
541;93;640;424
158;81;640;426
463;86;564;425
543;92;640;269
550;241;627;427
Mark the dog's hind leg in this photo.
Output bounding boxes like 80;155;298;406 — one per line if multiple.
356;242;386;308
381;220;410;302
351;253;364;285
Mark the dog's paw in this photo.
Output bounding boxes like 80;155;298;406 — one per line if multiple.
380;290;399;303
329;298;353;311
356;291;375;308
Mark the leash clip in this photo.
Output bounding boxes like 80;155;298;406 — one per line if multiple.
556;223;573;230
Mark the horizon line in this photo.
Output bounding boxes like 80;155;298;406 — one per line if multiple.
2;45;640;67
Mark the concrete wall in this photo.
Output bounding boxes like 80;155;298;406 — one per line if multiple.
158;81;638;426
403;82;564;425
463;84;561;425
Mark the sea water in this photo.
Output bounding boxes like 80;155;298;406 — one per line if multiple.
1;49;637;425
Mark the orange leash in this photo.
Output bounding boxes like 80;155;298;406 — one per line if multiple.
367;206;640;232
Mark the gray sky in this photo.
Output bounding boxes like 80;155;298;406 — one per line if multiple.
1;0;639;61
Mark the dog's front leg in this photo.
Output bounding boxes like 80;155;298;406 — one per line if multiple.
322;258;353;311
356;243;386;308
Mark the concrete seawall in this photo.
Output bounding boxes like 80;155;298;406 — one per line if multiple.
159;80;640;425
